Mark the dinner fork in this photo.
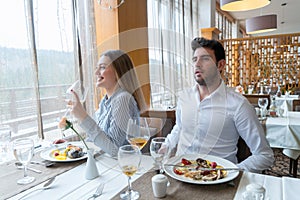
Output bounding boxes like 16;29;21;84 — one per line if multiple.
87;182;104;200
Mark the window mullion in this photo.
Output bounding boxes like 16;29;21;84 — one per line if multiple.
25;0;44;139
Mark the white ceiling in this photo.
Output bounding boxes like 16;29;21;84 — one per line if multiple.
221;0;300;36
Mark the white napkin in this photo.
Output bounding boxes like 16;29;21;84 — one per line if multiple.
233;171;282;200
282;176;300;199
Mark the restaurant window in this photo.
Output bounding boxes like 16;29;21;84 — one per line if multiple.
215;9;233;40
0;0;97;145
147;0;198;109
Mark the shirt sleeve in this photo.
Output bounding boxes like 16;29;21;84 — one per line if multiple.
235;100;275;173
166;101;182;151
80;93;138;157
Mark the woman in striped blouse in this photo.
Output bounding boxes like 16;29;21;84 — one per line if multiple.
70;50;146;156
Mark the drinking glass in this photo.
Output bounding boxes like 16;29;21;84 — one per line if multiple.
248;85;254;94
150;137;170;174
13;138;35;184
118;145;141;200
126;118;150;151
65;80;89;124
265;86;271;94
258;98;269;118
0;125;12;163
66;80;89;104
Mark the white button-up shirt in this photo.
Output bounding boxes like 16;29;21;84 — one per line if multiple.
166;81;274;172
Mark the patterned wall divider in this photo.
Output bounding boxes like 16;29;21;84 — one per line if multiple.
221;33;300;93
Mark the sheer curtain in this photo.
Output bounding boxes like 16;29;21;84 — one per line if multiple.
0;0;96;142
147;0;200;109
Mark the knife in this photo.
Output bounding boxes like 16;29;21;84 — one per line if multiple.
164;164;242;171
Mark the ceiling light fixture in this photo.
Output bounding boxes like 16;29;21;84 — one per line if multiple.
245;14;277;34
220;0;271;12
97;0;125;10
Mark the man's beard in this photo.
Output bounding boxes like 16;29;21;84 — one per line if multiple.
195;76;207;86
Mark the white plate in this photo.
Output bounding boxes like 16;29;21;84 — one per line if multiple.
163;154;239;185
40;142;87;162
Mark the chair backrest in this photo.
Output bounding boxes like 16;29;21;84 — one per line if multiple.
243;94;271;109
140;117;164;137
292;99;300;111
140;117;164;154
237;137;252;163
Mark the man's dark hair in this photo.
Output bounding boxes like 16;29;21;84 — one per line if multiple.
191;37;225;62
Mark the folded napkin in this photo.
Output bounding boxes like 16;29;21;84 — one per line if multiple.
282;176;300;200
233;171;282;200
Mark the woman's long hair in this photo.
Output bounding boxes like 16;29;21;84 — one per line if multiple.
101;50;147;112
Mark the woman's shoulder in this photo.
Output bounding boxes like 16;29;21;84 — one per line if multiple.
114;88;132;98
112;88;136;103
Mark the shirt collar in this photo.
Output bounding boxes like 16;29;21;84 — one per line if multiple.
193;80;226;100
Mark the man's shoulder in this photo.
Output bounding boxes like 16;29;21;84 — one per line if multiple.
178;86;197;96
225;87;247;101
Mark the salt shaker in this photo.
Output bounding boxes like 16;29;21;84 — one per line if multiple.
242;183;265;200
152;174;169;198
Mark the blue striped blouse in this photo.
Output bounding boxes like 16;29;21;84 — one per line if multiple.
80;88;140;156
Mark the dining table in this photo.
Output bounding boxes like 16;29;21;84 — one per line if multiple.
264;111;300;160
274;95;299;115
2;142;300;200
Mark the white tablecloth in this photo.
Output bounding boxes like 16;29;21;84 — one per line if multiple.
275;95;299;115
234;171;300;200
265;112;300;159
8;154;154;200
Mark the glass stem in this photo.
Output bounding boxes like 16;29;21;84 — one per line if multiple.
23;164;28;177
127;176;132;193
159;163;164;174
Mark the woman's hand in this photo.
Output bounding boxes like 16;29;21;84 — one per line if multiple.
69;90;88;122
53;139;67;144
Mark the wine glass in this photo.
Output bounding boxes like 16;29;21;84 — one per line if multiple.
248;85;254;94
258;98;269;118
65;80;89;124
0;125;12;163
118;145;141;200
150;137;170;174
265;86;271;94
126;118;150;151
13;138;35;185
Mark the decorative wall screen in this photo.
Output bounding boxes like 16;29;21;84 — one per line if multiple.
221;33;300;92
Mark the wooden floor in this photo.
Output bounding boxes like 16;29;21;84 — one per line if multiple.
263;148;300;178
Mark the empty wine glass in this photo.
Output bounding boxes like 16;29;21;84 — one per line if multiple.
150;137;170;174
126;118;150;151
278;107;284;117
13;138;35;184
265;86;271;94
65;80;89;124
248;85;254;94
0;125;11;163
118;145;141;200
66;80;89;104
258;98;269;118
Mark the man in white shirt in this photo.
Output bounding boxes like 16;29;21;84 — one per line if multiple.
165;37;274;173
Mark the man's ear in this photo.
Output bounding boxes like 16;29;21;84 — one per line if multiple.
217;59;226;73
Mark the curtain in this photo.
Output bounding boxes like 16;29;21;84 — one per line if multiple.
0;0;97;142
147;0;200;109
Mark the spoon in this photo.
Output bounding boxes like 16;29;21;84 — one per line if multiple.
18;177;56;200
30;160;55;167
15;162;42;174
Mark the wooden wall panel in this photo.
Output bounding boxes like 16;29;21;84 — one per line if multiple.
221;33;300;93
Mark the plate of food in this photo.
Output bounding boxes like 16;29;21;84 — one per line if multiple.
40;142;87;162
163;154;240;184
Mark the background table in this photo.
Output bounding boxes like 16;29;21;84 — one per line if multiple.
265;112;300;160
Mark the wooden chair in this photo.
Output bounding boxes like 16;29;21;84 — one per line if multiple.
243;94;271;109
140;117;164;153
237;137;252;163
286;99;300;177
292;99;300;111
